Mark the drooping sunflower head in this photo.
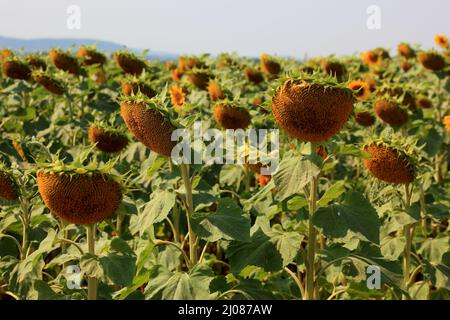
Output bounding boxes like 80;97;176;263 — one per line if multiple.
0;164;18;201
119;93;178;157
2;57;32;81
32;69;65;95
260;53;281;76
26;54;47;71
213;101;251;130
397;43;416;59
49;48;81;75
186;68;212;90
88;122;129;154
114;50;147;75
207;80;224;101
418;50;446;71
36;159;124;225
77;45;107;66
271;72;354;142
362;142;415;184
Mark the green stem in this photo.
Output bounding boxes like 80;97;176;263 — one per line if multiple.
403;184;414;299
86;224;97;300
305;174;318;300
419;183;428;234
180;163;198;265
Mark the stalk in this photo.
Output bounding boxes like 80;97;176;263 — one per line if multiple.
169;160;180;243
19;195;30;260
419;183;428;234
87;224;97;300
180;163;198;265
403;184;414;299
305;174;318;300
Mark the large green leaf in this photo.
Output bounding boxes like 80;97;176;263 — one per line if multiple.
265;225;303;266
193;198;250;242
317;181;346;208
227;228;283;273
144;264;213;300
273;155;319;201
137;189;176;236
100;238;137;286
313;191;380;244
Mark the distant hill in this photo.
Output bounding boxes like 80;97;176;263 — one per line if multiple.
0;35;178;61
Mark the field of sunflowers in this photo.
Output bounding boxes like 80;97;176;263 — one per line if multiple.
0;34;449;301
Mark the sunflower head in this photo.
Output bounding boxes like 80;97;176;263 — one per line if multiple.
418;51;446;71
444;115;450;132
169;85;187;110
347;80;371;100
397;43;415;59
0;164;18;201
207;80;224;101
88;123;129;154
271;72;354;142
435;34;449;49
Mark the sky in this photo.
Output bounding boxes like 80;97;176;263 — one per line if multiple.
0;0;449;58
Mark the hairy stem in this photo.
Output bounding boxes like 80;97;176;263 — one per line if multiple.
305;175;318;300
180;163;198;265
87;224;97;300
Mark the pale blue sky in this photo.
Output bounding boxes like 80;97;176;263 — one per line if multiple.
0;0;449;57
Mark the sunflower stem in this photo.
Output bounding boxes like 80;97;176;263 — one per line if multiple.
305;174;318;300
86;224;97;300
180;163;198;266
402;184;414;299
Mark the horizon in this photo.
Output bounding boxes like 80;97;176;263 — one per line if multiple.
0;0;449;59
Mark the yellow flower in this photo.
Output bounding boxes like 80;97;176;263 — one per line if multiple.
348;80;371;100
435;34;449;49
444;115;450;132
170;86;186;110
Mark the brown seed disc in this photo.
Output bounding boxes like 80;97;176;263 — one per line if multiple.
272;81;353;142
114;53;146;75
418;52;446;71
77;47;106;66
355;111;375;126
37;171;122;225
245;67;264;84
88;126;128;153
374;99;408;126
33;74;64;95
187;72;211;90
213;104;251;129
120;101;176;157
363;144;414;184
49;49;80;75
2;61;31;80
0;173;18;201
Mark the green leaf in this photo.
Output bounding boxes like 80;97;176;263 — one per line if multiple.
381;236;406;261
227;228;283;273
313;191;380;244
144;264;213;300
100;238;137;286
219;165;244;186
273;155;319;201
80;253;104;279
317;181;346;208
137;189;176;236
193;198;250;242
266;225;303;266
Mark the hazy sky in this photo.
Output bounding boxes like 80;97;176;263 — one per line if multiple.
0;0;449;57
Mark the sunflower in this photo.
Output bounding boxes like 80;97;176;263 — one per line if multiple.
348;80;371;100
363;143;414;184
207;80;224;101
434;34;449;49
172;68;184;82
444;115;450;132
361;50;383;67
272;78;353;142
170;86;186;109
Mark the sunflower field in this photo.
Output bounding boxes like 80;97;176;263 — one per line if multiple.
0;34;449;301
